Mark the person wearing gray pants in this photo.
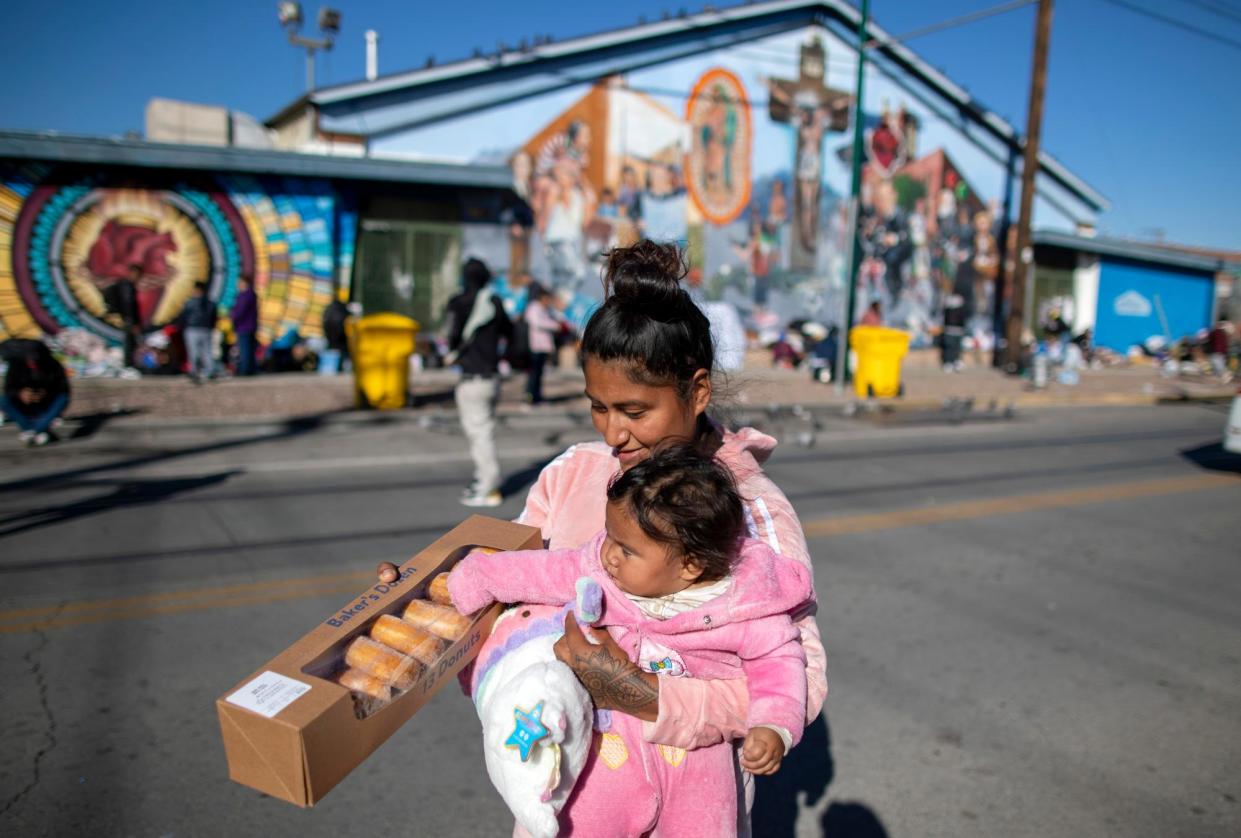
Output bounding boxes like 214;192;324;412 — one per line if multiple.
178;281;218;383
444;258;512;507
184;327;214;381
455;374;501;501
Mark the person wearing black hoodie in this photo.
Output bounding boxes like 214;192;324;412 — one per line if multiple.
445;257;512;507
1;341;70;447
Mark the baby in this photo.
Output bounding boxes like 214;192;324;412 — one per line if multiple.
449;443;811;836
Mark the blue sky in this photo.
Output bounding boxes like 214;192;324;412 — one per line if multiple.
2;0;1238;250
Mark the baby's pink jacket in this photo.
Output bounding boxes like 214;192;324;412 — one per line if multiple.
449;531;811;744
514;425;828;749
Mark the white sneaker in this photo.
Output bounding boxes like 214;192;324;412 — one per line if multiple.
33;432;50;447
460;490;503;508
19;430;35;446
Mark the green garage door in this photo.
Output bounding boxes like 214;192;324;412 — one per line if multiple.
354;220;461;329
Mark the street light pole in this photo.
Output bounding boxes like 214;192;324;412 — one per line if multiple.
288;33;331;91
834;0;870;392
277;3;341;93
1003;0;1054;369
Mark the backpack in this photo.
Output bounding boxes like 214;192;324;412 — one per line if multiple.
503;314;532;371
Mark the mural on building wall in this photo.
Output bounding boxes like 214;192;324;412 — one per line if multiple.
0;165;356;348
686;68;752;226
762;37;852;270
362;21;1102;350
374;24;1094;349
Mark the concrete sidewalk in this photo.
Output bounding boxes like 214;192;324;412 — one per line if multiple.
54;349;1235;430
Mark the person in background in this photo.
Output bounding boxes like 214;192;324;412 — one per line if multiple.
178;281;218;383
106;266;143;372
859;300;883;327
1044;308;1071;343
941;291;967;372
445;257;512;507
323;290;352;371
1207;318;1234;380
1;342;69;447
231;274;259;376
524;282;566;405
804;322;836;383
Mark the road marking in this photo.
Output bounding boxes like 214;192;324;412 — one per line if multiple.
0;570;372;620
2;471;1236;634
0;577;371;634
802;472;1239;537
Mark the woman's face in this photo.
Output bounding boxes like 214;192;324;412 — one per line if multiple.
584;358;710;470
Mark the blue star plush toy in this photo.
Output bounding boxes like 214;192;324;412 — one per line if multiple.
506;701;551;762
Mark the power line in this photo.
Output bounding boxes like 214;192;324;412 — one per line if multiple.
1173;0;1241;25
865;0;1038;49
1095;0;1241;52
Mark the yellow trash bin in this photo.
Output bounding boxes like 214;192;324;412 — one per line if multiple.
849;325;911;398
346;313;420;410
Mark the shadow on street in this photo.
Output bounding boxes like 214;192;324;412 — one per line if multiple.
66;408;146;440
753;713;889;838
1180;441;1241;474
0;409;363;494
0;471;238;538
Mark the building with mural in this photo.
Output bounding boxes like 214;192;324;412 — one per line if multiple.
260;0;1108;349
16;0;1196;359
0;132;516;352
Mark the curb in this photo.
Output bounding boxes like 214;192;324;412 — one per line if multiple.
49;390;1233;436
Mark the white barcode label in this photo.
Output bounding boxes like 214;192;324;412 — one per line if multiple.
226;671;311;718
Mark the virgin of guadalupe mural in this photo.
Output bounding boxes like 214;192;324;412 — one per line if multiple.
685;68;752;225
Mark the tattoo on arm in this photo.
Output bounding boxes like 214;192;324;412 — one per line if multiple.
571;646;659;717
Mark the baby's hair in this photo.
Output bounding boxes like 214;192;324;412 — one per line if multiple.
606;442;745;583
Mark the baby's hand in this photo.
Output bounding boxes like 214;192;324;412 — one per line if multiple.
740;727;786;776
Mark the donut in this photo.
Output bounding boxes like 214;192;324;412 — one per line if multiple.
371;614;446;665
402;599;472;640
334;667;392;702
426;572;453;606
344;636;421;691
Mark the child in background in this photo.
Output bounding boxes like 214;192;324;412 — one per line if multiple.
448;443;811;837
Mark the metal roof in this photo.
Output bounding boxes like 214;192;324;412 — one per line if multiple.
295;0;1108;212
0;130;515;190
1033;229;1236;274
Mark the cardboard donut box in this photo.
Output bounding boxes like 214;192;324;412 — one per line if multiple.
217;515;541;807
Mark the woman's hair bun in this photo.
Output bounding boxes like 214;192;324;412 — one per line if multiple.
604;240;687;304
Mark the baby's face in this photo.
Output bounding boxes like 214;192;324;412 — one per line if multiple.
600;502;698;599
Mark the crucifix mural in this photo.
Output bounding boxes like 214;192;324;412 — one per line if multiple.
765;36;852;269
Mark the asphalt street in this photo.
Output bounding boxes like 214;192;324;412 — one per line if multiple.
0;401;1238;837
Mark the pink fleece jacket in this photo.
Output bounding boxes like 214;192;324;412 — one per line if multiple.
449;532;811;744
514;425;828;750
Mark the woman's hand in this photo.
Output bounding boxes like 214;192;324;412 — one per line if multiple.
554;612;659;721
376;562;399;584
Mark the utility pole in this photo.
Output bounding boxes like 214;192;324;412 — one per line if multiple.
834;0;870;391
1003;0;1053;369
